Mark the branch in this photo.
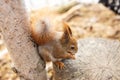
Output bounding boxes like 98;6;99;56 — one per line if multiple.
0;0;47;80
56;1;79;13
59;4;83;21
54;38;120;80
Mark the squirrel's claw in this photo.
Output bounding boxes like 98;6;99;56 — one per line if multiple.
54;61;65;69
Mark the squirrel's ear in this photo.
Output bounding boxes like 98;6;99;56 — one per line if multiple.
63;22;72;36
61;22;72;43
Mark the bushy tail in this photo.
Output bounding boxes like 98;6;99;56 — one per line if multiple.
31;18;54;45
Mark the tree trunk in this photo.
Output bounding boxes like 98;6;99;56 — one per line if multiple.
0;0;47;80
54;38;120;80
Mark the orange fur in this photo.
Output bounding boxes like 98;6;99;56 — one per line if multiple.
31;19;55;45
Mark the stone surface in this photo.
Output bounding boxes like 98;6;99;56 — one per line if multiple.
54;38;120;80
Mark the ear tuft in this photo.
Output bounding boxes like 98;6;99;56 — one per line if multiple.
63;22;72;36
61;22;72;44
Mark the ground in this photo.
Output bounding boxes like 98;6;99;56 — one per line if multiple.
0;3;120;80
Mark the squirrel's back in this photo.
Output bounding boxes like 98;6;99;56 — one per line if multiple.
31;19;55;45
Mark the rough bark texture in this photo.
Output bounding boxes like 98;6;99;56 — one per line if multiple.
54;38;120;80
0;0;47;80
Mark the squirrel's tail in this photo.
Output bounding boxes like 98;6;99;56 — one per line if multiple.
31;18;54;45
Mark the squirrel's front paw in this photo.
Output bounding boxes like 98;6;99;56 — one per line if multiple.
66;53;75;59
54;61;65;69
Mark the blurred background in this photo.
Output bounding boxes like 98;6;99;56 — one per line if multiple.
24;0;99;11
0;0;120;80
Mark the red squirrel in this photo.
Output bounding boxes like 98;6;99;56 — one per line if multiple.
30;19;78;69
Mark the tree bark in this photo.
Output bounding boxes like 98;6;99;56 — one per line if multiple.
0;0;47;80
54;38;120;80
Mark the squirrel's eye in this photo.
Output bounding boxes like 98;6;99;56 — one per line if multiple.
70;46;75;49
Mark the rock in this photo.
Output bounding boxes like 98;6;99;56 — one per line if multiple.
54;38;120;80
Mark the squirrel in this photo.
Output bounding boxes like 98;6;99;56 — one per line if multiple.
30;18;78;69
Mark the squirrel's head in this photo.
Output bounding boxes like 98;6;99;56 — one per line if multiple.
60;22;78;55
